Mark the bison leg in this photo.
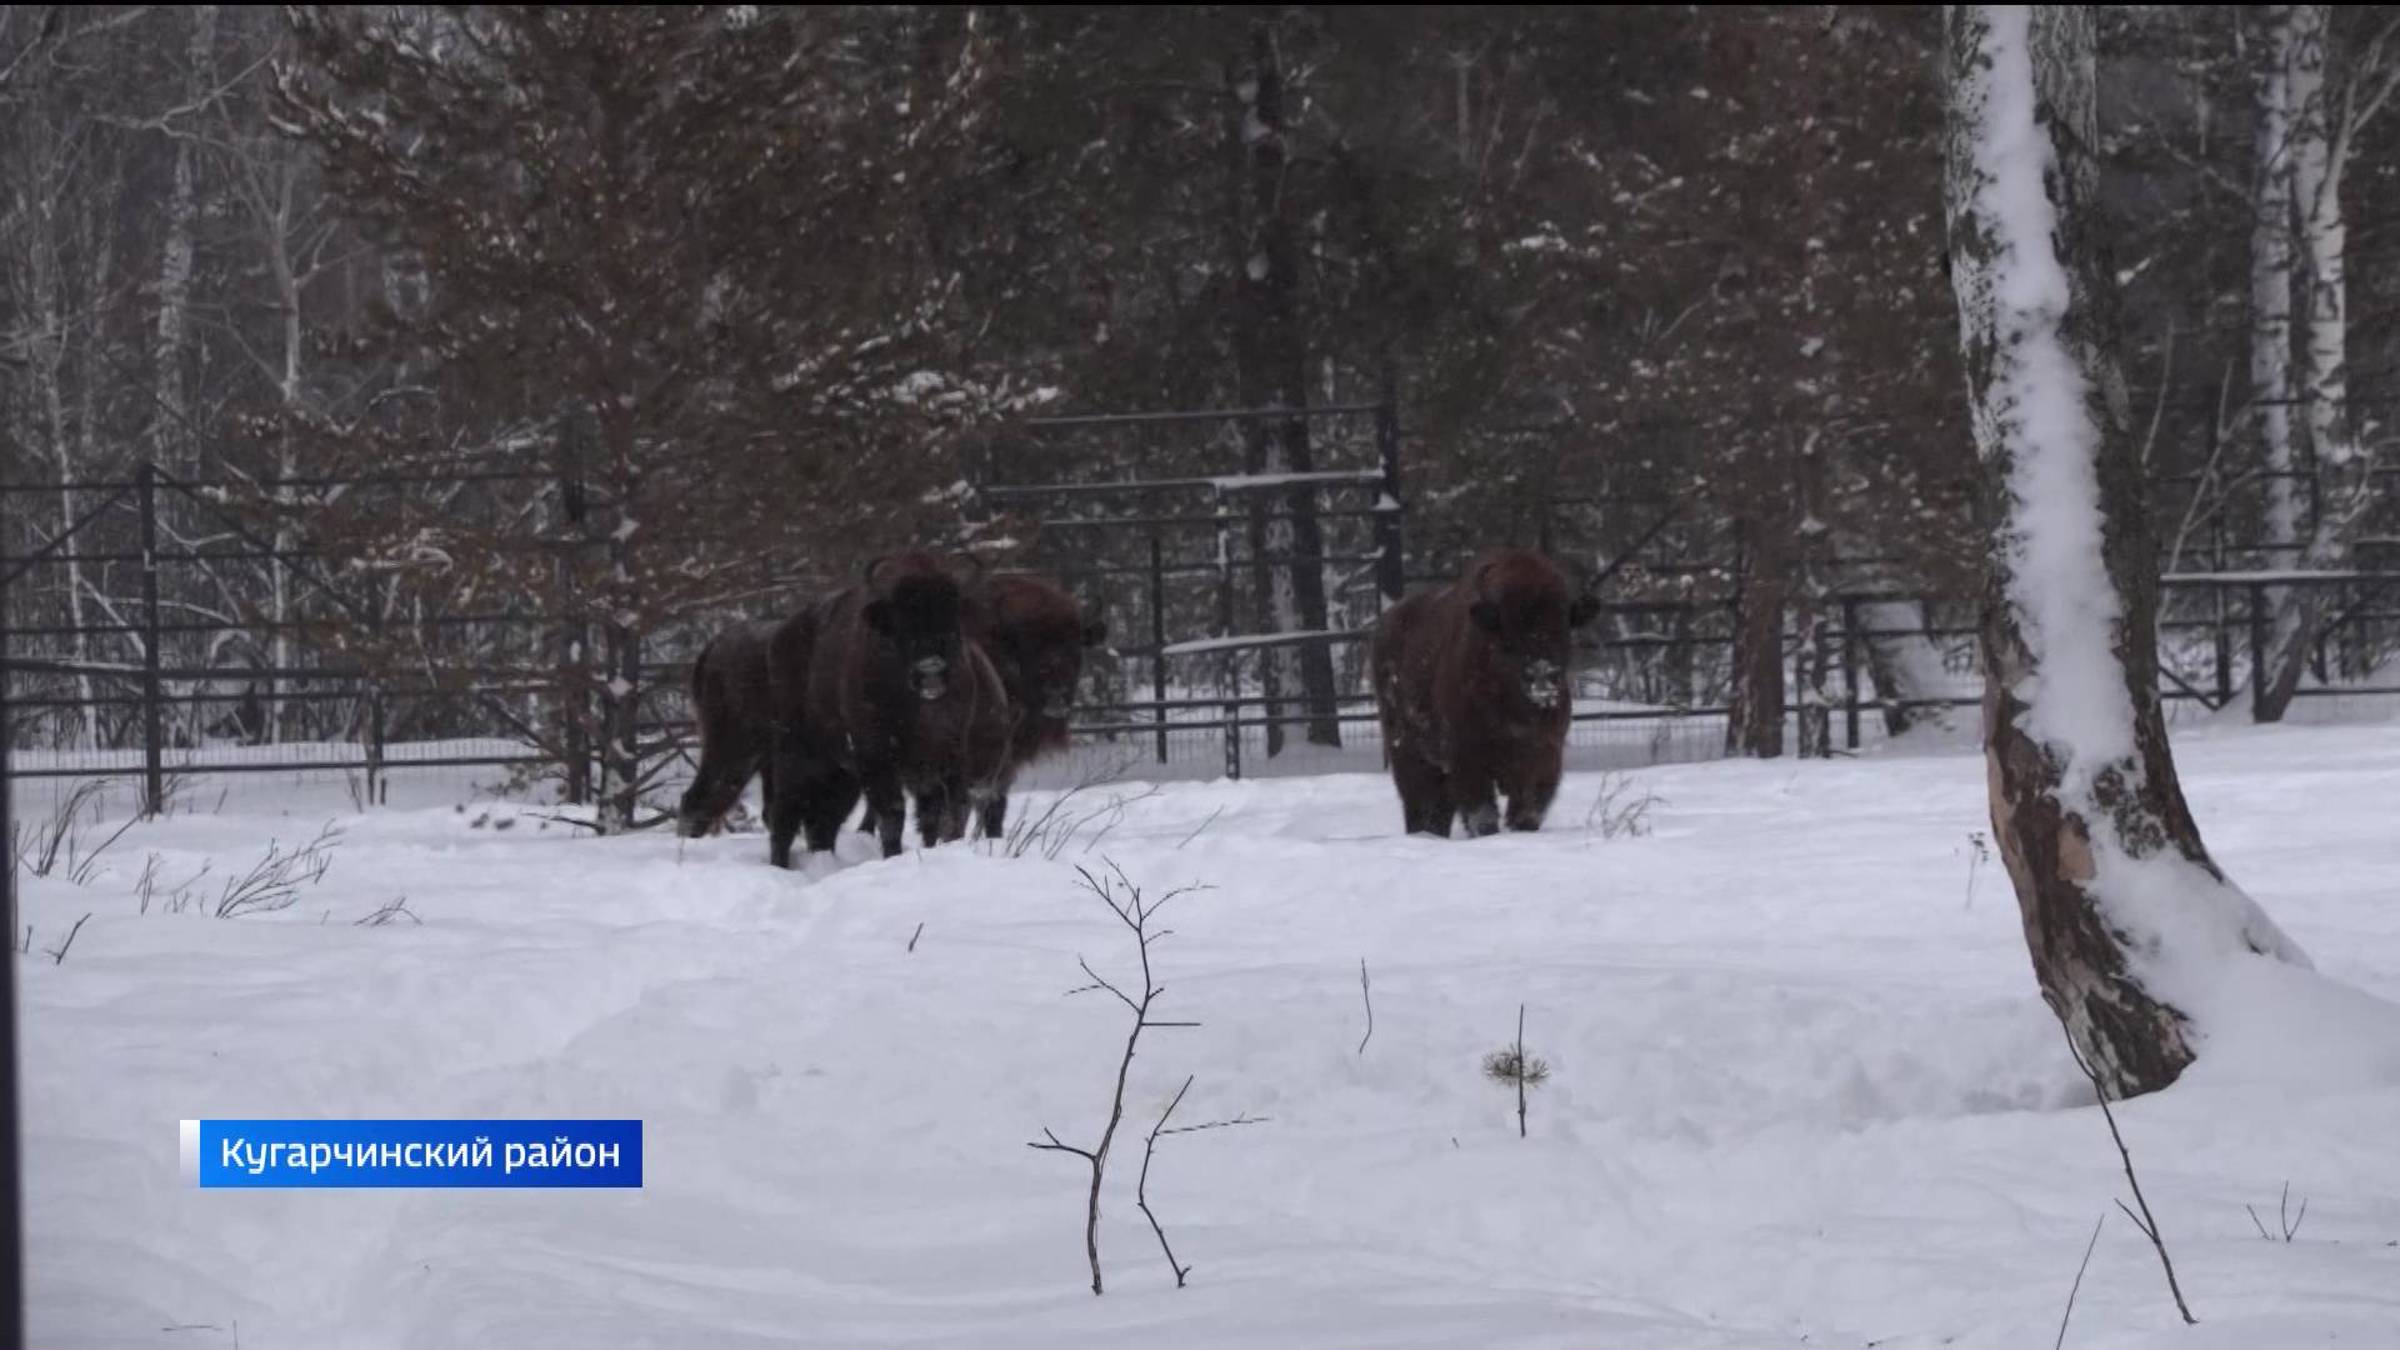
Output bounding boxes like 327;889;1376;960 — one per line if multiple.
911;782;950;849
677;744;759;840
765;737;810;868
796;769;860;855
904;777;972;847
1389;750;1453;837
1503;744;1565;833
975;766;1016;840
936;778;976;843
861;770;909;859
1449;768;1502;838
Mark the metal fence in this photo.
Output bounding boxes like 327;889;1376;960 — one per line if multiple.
6;445;2398;809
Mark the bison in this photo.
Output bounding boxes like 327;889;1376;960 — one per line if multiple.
1369;549;1600;837
766;552;1013;865
676;619;782;840
858;571;1107;841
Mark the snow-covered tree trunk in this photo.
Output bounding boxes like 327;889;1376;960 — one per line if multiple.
263;154;307;744
2251;4;2303;715
1231;22;1341;753
1942;4;2310;1099
594;407;643;836
147;4;218;473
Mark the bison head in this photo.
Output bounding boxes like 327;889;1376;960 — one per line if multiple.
1466;556;1601;710
862;554;978;702
982;575;1108;738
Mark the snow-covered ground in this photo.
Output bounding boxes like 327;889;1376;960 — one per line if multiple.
18;721;2400;1349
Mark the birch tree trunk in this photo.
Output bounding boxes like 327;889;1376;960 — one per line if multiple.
2251;5;2303;718
2257;5;2398;719
1230;21;1341;753
1860;600;1959;737
1942;4;2309;1099
148;4;219;474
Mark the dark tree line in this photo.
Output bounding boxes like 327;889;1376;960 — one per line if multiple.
5;6;2396;822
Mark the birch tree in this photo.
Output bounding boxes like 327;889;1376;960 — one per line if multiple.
1943;4;2309;1098
146;5;217;474
2252;5;2301;682
2255;7;2400;721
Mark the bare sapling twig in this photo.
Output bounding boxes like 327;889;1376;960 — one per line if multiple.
136;854;163;916
1583;771;1661;840
353;895;420;928
144;859;213;916
1483;1004;1551;1138
2049;1004;2197;1325
15;779;109;878
1176;806;1225;851
68;809;142;886
2054;1212;2106;1350
1135;1073;1266;1289
1027;861;1214;1296
1357;958;1374;1056
1000;751;1143;859
907;921;924;953
1058;784;1163;860
2245;1182;2308;1243
1964;830;1992;910
212;822;344;919
43;913;92;964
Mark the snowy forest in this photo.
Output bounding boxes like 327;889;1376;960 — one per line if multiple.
5;4;2394;825
10;7;2400;1348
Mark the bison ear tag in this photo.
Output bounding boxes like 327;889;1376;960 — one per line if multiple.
1469;600;1503;635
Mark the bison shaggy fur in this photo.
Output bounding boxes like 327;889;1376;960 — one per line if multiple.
1369;549;1599;837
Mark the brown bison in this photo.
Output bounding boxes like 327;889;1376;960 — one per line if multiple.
767;552;1013;865
858;572;1107;840
676;619;782;840
1370;549;1600;837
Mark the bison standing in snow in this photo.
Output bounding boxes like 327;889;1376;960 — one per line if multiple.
676;619;783;840
770;552;1012;865
858;572;1107;842
1369;549;1600;837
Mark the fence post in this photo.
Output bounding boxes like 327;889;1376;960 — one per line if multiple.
1840;596;1861;752
1216;509;1240;781
1373;361;1405;609
136;464;165;816
1149;532;1168;764
2247;580;2267;722
366;586;387;808
2211;521;2231;708
1223;688;1243;782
